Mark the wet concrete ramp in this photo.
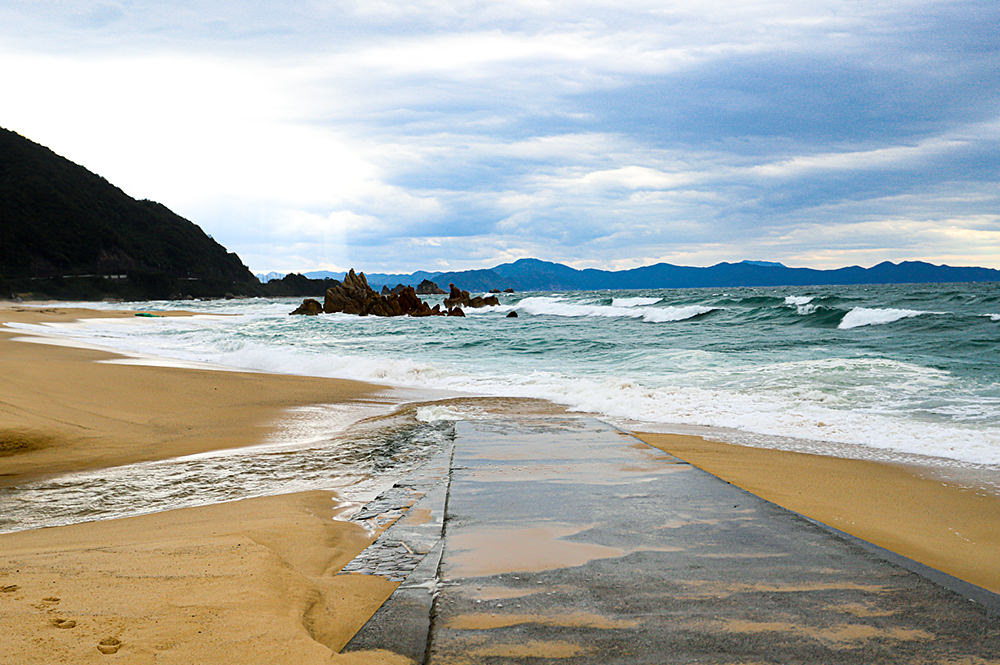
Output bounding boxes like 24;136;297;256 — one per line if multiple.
345;417;1000;664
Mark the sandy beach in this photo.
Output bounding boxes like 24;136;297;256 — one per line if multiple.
2;305;998;663
0;304;386;486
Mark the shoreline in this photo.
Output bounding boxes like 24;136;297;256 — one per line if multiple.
2;304;999;661
0;304;388;486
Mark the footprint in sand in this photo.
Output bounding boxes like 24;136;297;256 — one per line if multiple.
1;584;20;593
51;618;77;629
97;637;122;655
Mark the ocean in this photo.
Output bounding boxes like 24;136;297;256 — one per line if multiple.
11;281;999;467
5;281;999;532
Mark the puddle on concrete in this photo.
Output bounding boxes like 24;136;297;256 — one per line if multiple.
463;639;586;659
464;461;685;485
446;611;640;631
713;618;934;648
444;524;626;577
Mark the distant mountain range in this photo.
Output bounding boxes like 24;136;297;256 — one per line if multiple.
260;258;1000;293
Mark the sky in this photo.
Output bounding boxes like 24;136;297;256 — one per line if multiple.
2;1;999;274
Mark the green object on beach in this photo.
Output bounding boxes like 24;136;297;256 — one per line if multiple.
134;312;163;317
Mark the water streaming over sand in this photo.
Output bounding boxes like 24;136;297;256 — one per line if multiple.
10;282;999;465
0;404;455;533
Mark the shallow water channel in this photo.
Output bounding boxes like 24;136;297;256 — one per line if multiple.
0;404;454;534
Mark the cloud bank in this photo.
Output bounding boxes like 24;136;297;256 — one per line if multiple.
1;0;998;272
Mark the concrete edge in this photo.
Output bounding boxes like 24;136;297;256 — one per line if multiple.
615;423;1000;616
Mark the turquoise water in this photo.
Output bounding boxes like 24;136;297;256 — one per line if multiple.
11;281;1000;466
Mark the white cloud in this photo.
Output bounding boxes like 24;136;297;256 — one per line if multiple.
0;0;997;272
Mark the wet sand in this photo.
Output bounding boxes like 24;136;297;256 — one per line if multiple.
0;304;385;486
636;432;1000;595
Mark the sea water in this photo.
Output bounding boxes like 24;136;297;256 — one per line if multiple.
9;281;999;469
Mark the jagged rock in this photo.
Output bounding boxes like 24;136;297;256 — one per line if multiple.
380;285;390;295
489;288;501;293
444;283;469;309
390;284;408;295
416;279;447;295
320;269;443;317
289;298;323;315
445;284;499;309
324;269;373;314
467;295;501;307
506;310;518;318
447;306;465;317
504;288;515;293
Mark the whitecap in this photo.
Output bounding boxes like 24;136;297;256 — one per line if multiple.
838;307;933;329
514;297;714;323
611;296;662;307
983;313;1000;322
641;305;716;322
784;296;813;306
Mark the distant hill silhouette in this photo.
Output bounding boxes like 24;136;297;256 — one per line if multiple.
279;257;1000;293
0;127;260;300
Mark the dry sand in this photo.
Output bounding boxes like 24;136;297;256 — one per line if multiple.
0;491;408;664
636;432;1000;595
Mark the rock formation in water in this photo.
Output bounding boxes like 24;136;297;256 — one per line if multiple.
289;298;323;315
288;269;443;317
444;284;500;309
417;279;447;295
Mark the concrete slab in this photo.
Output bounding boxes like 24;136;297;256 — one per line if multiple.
347;417;1000;664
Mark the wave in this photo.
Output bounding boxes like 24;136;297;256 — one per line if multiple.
514;297;716;323
611;296;662;307
10;301;1000;467
783;295;818;315
984;313;1000;322
837;307;936;330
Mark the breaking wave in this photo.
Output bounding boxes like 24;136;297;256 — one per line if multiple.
837;307;936;329
514;297;716;322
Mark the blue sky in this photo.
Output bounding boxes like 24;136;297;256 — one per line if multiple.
2;1;998;273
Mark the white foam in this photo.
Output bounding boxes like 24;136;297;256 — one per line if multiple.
416;405;469;422
641;305;716;322
984;313;1000;322
514;297;714;323
612;296;662;307
838;307;933;329
784;296;813;306
12;298;1000;468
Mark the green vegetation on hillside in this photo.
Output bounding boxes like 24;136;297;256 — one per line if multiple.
0;127;261;300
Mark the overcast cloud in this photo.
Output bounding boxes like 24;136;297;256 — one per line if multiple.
2;0;998;272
